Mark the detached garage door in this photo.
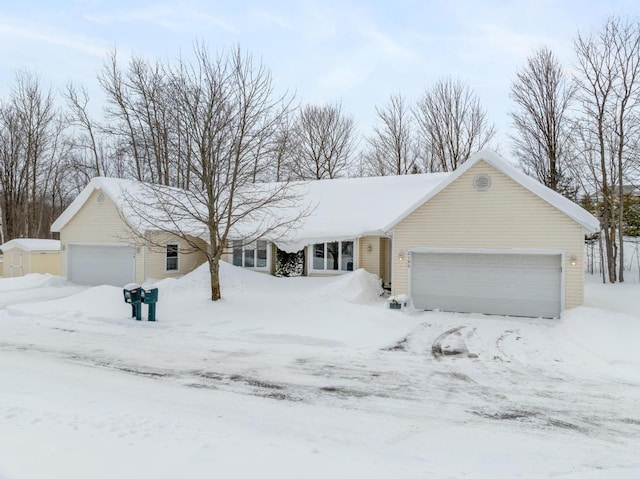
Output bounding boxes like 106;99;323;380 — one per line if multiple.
410;251;562;318
68;244;136;287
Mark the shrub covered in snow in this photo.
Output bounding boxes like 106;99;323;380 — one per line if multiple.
275;249;305;277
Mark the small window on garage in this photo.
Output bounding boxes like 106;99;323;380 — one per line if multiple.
166;243;179;271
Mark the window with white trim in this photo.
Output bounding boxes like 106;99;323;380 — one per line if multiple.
166;243;179;271
311;240;354;272
232;240;268;269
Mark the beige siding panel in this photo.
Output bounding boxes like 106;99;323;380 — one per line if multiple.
145;232;208;280
358;236;381;277
392;161;585;310
380;237;391;285
30;252;61;275
300;245;308;276
59;190;145;282
271;243;278;275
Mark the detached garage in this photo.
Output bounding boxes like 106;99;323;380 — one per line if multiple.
391;150;599;318
0;239;61;278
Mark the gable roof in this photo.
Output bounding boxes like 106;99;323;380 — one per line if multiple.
51;177;130;233
0;238;60;252
51;174;451;251
384;149;600;234
50;177;208;238
51;150;600;251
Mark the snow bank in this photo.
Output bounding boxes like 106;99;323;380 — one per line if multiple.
0;273;67;292
155;262;384;305
154;260;276;295
563;306;640;365
585;281;640;316
310;268;383;304
8;284;129;320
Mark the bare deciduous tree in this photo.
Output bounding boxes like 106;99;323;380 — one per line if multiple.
64;83;115;184
0;71;68;241
361;93;418;176
290;102;356;179
99;50;181;187
509;47;577;196
574;17;640;283
414;78;496;172
127;45;303;301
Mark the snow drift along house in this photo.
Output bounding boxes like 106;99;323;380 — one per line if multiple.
0;239;61;278
51;150;599;318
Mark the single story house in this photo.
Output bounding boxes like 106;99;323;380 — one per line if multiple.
51;150;599;318
0;239;61;278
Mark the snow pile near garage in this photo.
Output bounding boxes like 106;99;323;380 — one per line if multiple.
563;307;640;365
0;273;66;292
310;268;384;304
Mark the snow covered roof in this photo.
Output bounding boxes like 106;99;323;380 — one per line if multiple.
50;149;600;250
274;173;448;251
51;177;209;238
0;238;60;252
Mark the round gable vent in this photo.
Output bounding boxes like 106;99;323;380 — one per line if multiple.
96;192;105;205
473;174;491;191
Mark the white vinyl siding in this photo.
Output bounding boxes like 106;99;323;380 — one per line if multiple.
392;161;585;310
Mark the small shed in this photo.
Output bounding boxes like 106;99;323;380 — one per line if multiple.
0;239;61;278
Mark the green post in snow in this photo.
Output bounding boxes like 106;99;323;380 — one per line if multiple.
143;288;159;322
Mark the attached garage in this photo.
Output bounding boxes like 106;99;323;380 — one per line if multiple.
409;249;562;318
67;244;135;286
51;180;209;286
391;150;600;318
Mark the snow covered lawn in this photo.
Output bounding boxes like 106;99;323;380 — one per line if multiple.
1;264;639;478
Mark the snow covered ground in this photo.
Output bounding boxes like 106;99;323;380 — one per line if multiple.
1;264;639;478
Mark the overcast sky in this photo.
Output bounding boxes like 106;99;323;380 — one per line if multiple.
2;0;640;152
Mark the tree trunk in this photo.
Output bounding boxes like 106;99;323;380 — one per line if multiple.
209;258;221;301
599;233;606;283
618;164;625;282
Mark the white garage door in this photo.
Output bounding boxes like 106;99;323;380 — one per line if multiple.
68;244;136;287
410;251;562;318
